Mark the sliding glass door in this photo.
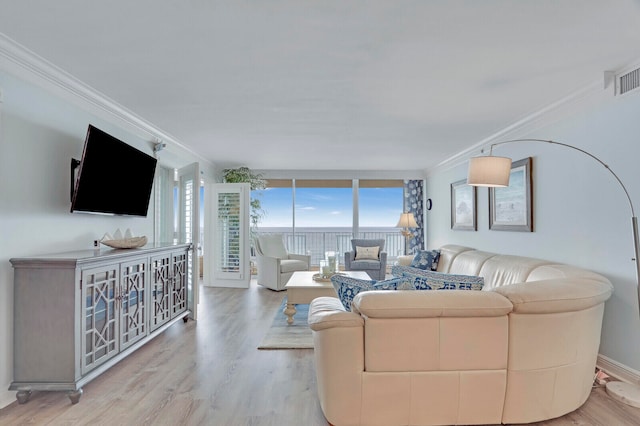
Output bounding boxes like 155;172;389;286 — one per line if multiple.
358;180;404;257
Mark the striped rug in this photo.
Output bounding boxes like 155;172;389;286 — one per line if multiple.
258;297;314;349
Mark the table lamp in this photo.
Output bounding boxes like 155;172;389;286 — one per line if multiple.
396;212;418;255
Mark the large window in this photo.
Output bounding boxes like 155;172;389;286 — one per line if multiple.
252;178;407;262
254;179;404;229
258;187;293;228
358;180;403;228
294;180;352;228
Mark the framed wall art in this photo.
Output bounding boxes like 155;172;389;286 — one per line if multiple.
451;179;477;231
489;157;533;232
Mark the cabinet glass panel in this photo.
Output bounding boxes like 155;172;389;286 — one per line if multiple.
120;260;148;350
172;251;188;318
82;266;119;374
150;255;172;331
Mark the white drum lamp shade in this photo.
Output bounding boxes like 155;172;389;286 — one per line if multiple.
467;156;512;187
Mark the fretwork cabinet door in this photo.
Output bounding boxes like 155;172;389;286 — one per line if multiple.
119;258;149;350
150;254;172;332
171;250;188;319
81;265;119;375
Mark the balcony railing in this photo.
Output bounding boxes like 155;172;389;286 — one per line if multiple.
254;227;405;266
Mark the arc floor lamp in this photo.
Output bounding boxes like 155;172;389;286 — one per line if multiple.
467;139;640;407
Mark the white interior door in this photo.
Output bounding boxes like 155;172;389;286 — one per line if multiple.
178;163;200;319
209;183;250;288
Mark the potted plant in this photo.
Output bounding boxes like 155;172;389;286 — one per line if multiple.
222;166;266;231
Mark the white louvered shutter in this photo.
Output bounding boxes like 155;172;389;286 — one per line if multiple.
178;163;200;319
210;183;250;288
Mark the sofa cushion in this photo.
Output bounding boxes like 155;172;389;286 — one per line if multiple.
330;275;409;311
410;249;440;271
355;245;380;260
352;290;513;318
491;279;613;314
351;259;381;269
436;244;475;273
478;255;552;289
308;297;364;331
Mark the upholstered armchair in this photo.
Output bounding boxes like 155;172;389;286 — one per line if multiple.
344;238;387;280
254;234;310;291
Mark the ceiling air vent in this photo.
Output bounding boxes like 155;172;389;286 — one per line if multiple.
618;67;640;95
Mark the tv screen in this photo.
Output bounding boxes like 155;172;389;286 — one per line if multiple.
70;125;158;216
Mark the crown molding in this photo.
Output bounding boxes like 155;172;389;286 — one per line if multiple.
427;77;613;176
0;32;212;167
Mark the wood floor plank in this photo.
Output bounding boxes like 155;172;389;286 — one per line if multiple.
1;280;639;425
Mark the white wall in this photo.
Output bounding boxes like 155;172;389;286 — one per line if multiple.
0;68;215;408
425;86;640;374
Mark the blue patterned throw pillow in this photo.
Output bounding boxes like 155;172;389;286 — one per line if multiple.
391;264;423;278
405;269;484;291
330;275;410;311
410;249;441;271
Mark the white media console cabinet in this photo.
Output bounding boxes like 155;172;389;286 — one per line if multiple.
9;243;193;404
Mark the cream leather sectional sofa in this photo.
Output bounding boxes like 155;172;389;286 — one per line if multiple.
308;244;613;426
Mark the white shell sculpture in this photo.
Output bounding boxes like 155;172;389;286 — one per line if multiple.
100;228;147;249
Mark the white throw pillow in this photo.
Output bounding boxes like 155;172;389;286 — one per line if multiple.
355;246;379;260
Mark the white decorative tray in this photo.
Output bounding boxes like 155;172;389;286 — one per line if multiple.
101;236;148;249
312;272;345;282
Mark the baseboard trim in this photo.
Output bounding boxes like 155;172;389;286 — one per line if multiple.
0;391;15;411
597;354;640;385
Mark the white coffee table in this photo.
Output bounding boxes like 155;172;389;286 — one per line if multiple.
284;270;370;324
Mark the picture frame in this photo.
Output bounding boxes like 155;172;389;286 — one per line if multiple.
451;179;477;231
489;157;533;232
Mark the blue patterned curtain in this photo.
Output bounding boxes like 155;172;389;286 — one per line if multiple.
403;180;424;253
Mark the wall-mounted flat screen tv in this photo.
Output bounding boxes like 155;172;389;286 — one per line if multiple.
70;125;157;216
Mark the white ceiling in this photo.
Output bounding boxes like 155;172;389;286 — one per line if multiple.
1;0;640;172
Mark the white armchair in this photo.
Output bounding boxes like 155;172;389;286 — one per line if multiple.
254;234;310;291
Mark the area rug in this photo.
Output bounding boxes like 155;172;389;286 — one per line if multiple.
258;297;314;349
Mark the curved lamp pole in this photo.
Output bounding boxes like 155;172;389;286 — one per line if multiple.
467;139;640;406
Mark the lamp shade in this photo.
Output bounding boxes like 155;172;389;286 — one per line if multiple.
467;156;512;187
396;212;418;228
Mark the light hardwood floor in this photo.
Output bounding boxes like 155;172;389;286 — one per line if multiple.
1;280;640;426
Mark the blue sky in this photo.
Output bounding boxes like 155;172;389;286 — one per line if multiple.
253;187;403;228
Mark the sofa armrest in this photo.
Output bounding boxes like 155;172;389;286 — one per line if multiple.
308;297;364;331
309;296;365;426
491;278;613;314
256;253;280;271
344;251;355;269
288;253;311;267
352;290;513;318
